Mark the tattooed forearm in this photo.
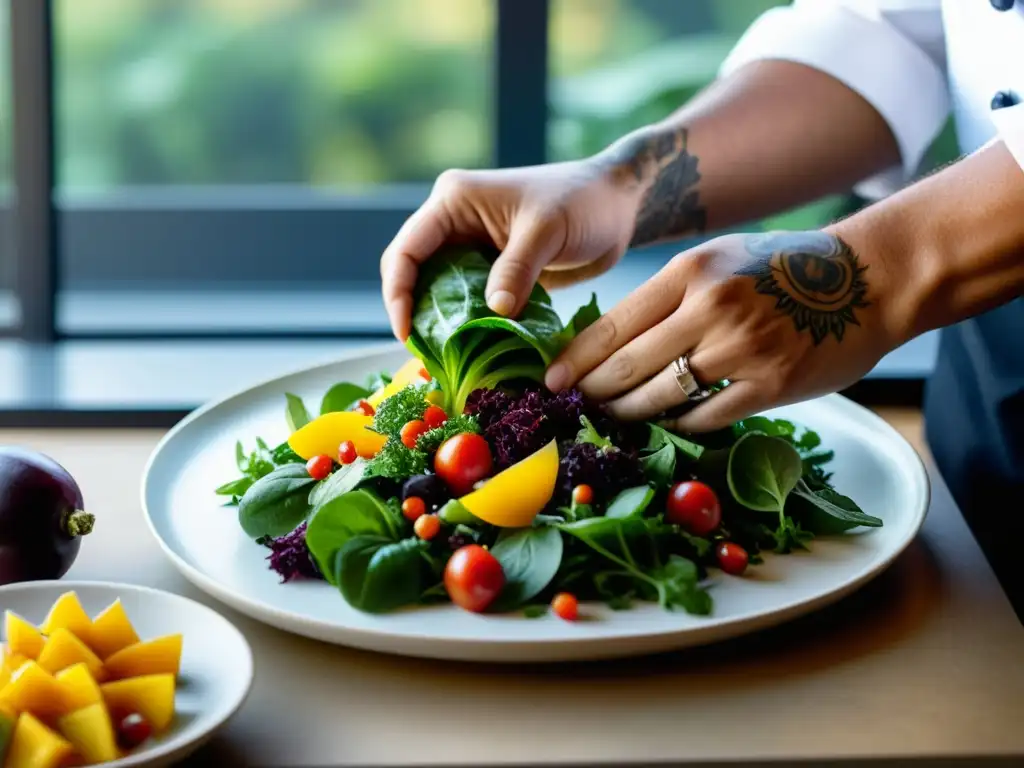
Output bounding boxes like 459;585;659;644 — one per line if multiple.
736;232;870;345
596;127;707;247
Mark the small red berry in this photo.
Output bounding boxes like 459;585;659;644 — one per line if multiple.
716;541;749;576
414;514;441;540
402;496;427;522
423;404;448;429
338;440;357;465
400;419;429;449
571;484;594;506
305;454;332;480
355;399;375;416
551;592;579;621
116;713;153;749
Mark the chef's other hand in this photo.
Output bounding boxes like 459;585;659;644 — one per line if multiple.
380;161;641;341
544;230;905;433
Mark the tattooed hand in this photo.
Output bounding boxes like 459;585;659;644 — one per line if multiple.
544;230;898;432
380;126;706;341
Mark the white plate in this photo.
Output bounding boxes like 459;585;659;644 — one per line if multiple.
0;581;253;767
142;343;930;663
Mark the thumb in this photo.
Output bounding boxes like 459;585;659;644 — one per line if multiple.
485;214;566;317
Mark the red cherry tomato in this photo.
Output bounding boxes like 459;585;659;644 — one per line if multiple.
400;419;429;450
434;433;493;496
551;592;579;621
666;481;722;536
716;541;749;576
355;399;375;416
305;454;332;481
338;440;357;465
414;513;441;540
444;545;505;613
116;713;152;750
423;404;448;429
402;496;427;522
571;484;594;506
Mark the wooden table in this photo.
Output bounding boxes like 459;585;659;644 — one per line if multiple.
3;410;1023;767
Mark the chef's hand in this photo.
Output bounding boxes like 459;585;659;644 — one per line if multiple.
380;161;641;341
544;230;903;433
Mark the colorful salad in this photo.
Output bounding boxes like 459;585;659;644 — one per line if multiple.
214;246;883;619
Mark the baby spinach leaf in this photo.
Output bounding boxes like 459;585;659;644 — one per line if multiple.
555;293;601;346
320;382;371;415
284;393;312;432
335;536;427;613
308;458;368;510
727;432;803;514
304;489;396;584
271;441;303;465
605;485;655;519
215;476;253;499
490;525;564;610
237;464;317;539
640;443;676;488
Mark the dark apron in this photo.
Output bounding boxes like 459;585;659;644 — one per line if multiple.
923;297;1024;619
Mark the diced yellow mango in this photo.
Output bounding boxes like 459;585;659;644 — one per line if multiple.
1;645;31;690
459;439;559;527
39;593;92;647
104;635;182;680
57;703;120;764
54;664;102;713
88;600;139;660
287;412;387;460
366;357;430;407
0;663;67;720
3;613;45;661
100;674;176;733
36;629;106;683
3;713;74;768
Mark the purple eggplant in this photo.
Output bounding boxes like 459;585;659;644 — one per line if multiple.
0;446;94;585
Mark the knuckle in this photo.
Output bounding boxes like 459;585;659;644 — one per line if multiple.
609;351;635;382
432;168;475;198
591;314;618;348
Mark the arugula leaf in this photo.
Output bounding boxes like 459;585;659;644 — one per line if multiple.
605;485;655;519
320;382;371;415
285;393;312;432
335;536;427;613
490;526;564;610
789;482;882;533
640;443;676;488
576;415;614;451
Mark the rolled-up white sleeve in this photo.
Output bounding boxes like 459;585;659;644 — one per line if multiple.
718;0;950;194
990;104;1024;176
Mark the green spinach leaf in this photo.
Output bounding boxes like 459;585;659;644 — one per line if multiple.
640;443;676;488
490;525;564;610
646;424;705;460
304;489;397;585
727;432;803;515
308;458;368;510
789;482;882;533
237;464;317;539
335;536;427;613
556;293;601;346
320;382;371;415
284;393;312;432
605;485;655;519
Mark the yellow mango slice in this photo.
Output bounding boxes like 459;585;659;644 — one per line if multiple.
1;644;30;687
104;635;182;680
88;600;140;660
39;593;92;647
3;614;45;661
3;713;74;768
100;674;176;732
36;629;106;682
0;663;67;720
58;703;120;764
459;439;559;528
287;412;387;461
366;357;430;407
55;664;102;713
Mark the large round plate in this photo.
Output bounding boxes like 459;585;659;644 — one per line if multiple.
142;343;929;663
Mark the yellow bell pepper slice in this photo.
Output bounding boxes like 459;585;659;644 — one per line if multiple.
288;412;387;460
459;440;559;528
367;357;430;408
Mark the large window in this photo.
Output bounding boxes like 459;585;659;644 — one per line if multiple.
2;0;945;380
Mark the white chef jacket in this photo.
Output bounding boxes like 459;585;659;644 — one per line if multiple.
719;0;1024;198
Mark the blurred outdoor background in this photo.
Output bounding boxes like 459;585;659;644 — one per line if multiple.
0;0;956;349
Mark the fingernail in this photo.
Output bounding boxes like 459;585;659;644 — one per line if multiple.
487;290;516;316
545;363;570;392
